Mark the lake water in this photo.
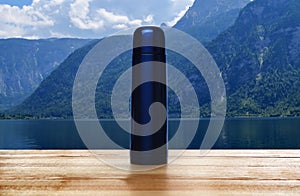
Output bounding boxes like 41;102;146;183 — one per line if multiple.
0;118;300;149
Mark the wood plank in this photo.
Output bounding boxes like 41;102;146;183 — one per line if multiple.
0;150;300;195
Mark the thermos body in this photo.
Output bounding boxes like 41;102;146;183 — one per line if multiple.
130;26;168;165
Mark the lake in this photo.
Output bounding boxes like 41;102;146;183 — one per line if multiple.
0;118;300;149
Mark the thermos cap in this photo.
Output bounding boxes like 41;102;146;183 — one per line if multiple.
133;26;165;55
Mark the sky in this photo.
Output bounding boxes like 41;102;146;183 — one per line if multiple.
0;0;194;39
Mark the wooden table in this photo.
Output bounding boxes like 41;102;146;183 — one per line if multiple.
0;150;300;195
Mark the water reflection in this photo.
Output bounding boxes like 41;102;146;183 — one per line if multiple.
0;118;300;149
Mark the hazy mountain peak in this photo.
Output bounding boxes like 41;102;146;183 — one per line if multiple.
174;0;251;42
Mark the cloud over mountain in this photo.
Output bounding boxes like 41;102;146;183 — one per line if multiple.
0;0;194;39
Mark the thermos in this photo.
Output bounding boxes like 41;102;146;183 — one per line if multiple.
130;26;168;165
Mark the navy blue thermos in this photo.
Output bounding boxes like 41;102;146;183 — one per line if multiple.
130;26;168;165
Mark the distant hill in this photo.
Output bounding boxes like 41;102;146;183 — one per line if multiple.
12;0;300;118
174;0;251;42
0;38;92;110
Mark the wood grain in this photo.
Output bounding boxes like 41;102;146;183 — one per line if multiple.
0;150;300;195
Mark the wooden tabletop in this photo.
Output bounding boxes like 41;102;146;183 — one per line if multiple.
0;150;300;195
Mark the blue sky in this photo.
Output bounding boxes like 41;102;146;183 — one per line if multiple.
0;0;32;7
0;0;194;39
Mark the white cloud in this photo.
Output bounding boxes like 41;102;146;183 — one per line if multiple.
167;5;190;26
0;4;53;26
144;15;154;23
0;24;25;38
69;0;104;30
50;30;73;38
0;3;54;38
0;0;195;38
41;0;66;11
112;24;128;30
69;0;142;31
167;0;194;26
97;8;142;29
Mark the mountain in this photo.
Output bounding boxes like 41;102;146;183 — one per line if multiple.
207;0;300;116
11;39;189;118
12;0;300;118
174;0;251;42
0;38;92;110
11;40;99;118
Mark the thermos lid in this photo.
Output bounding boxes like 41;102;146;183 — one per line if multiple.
133;26;165;55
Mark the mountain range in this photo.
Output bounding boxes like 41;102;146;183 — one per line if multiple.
0;38;91;110
4;0;300;118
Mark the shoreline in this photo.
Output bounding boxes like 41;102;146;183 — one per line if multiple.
1;115;300;121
